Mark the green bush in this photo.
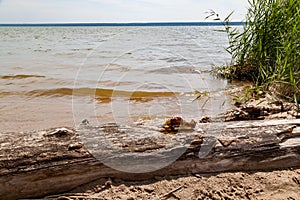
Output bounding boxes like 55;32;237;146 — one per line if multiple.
209;0;300;103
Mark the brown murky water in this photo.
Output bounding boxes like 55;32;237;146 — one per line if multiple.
0;26;234;132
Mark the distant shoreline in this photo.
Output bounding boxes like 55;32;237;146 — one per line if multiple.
0;22;245;27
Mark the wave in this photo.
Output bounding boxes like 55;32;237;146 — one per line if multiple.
148;66;196;74
26;87;178;98
0;74;46;79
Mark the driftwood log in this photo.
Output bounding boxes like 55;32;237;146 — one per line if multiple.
1;119;300;199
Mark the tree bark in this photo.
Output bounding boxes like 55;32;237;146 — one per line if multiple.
1;119;300;199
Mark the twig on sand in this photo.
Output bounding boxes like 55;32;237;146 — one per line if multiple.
159;185;185;199
44;193;90;199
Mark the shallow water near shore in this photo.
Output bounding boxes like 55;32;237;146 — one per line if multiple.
0;26;234;132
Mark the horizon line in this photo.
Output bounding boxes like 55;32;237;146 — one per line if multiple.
0;21;245;27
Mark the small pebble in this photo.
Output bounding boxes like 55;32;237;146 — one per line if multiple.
81;119;89;125
68;143;83;151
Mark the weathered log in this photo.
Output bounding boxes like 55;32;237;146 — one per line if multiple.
1;119;300;199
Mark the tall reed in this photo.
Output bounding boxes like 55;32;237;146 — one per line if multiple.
209;0;300;103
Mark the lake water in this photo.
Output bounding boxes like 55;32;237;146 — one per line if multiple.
0;26;234;132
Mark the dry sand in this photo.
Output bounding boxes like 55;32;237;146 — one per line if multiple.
47;168;300;200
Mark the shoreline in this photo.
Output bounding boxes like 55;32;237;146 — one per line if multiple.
2;83;299;133
1;110;300;199
1;0;299;198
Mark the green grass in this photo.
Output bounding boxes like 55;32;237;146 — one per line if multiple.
208;0;300;103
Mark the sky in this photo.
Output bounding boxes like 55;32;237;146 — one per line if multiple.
0;0;249;23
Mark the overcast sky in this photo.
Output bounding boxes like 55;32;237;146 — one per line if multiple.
0;0;249;23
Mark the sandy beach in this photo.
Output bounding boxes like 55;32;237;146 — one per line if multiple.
1;25;299;199
51;169;300;200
